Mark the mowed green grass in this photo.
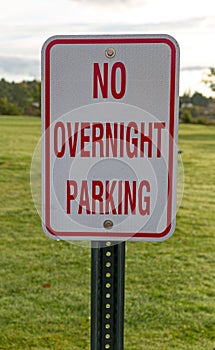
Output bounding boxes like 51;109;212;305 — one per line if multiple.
0;116;214;349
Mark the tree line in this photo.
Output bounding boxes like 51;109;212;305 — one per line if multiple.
179;68;215;125
0;79;41;116
179;92;215;125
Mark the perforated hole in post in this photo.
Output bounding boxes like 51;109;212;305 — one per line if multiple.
101;242;117;349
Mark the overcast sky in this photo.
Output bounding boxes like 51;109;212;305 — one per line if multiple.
0;0;215;96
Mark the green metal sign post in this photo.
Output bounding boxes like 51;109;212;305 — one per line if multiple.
91;241;126;350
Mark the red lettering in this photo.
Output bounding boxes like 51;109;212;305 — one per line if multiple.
106;123;118;157
126;122;138;158
80;123;90;157
111;62;126;99
92;181;104;214
117;180;123;214
154;122;166;158
54;121;165;159
120;122;124;157
105;181;117;214
67;122;79;157
92;123;104;157
54;122;66;158
78;180;90;214
66;179;151;216
124;181;136;214
140;122;153;158
138;180;150;215
93;63;108;98
66;180;77;214
93;62;126;99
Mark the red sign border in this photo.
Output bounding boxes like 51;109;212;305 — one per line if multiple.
43;36;178;239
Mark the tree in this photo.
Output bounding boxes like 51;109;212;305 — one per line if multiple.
180;109;193;123
204;67;215;92
180;92;192;107
191;92;209;107
0;97;23;115
0;79;41;116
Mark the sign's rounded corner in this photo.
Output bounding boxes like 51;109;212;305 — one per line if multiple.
161;34;180;52
157;220;176;242
42;222;61;241
41;35;62;56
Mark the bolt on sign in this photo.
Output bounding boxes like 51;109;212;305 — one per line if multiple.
41;35;180;241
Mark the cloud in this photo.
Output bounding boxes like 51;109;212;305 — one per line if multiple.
0;56;40;80
0;15;213;82
181;66;208;72
72;0;143;3
1;15;213;42
97;16;212;32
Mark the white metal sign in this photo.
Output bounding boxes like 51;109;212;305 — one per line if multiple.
42;35;180;241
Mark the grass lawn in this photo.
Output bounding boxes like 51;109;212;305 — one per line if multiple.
0;116;214;349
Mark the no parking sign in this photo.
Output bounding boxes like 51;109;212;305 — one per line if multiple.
41;35;180;241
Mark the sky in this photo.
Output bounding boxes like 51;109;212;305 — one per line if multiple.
0;0;215;96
